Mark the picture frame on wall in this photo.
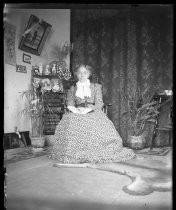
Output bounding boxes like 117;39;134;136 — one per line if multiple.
4;22;17;66
16;65;27;73
23;53;31;64
18;14;52;56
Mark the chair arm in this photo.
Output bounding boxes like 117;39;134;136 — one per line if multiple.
102;103;112;114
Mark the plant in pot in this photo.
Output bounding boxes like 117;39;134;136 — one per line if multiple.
122;87;161;150
50;41;72;63
19;82;47;148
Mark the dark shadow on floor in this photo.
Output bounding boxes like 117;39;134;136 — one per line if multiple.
6;196;172;210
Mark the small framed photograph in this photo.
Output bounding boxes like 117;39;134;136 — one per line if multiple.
16;65;27;73
32;66;40;75
23;53;31;64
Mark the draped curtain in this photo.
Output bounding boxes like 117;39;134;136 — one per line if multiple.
71;7;173;146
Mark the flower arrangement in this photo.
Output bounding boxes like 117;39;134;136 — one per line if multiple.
55;65;72;80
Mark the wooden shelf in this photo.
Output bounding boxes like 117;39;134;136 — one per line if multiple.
33;74;61;79
43;92;65;135
32;73;67;136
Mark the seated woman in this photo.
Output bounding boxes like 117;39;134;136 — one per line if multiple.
49;64;136;164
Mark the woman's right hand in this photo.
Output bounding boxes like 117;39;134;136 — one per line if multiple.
67;106;80;114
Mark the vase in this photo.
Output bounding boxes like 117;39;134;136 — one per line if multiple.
30;136;46;148
128;135;146;150
45;135;55;146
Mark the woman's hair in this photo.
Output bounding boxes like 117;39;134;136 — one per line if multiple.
74;64;94;79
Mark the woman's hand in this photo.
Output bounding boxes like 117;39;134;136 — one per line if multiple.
77;107;86;113
67;106;92;114
77;107;92;114
67;106;80;114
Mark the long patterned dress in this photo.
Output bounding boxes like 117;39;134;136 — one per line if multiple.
49;83;136;163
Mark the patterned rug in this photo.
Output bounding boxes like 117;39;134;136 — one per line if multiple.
4;146;172;196
4;146;52;164
135;146;171;156
53;154;172;196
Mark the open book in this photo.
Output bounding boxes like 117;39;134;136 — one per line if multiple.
67;106;92;114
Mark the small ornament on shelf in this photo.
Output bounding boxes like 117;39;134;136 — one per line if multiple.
40;78;51;92
33;77;41;89
52;63;57;75
44;65;51;75
51;78;63;92
32;65;40;76
39;63;43;75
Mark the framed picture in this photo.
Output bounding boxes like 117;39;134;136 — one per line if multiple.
18;15;52;56
4;131;31;150
16;65;27;73
23;53;31;64
4;22;16;66
32;66;40;75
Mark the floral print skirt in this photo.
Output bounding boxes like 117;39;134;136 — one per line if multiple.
49;110;136;163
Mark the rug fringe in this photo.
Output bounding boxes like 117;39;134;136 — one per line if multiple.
53;163;90;168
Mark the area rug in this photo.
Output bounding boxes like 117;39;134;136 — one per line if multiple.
5;147;172;196
4;146;52;164
53;154;172;196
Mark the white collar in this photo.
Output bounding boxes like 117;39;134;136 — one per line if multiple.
76;79;90;87
75;79;91;99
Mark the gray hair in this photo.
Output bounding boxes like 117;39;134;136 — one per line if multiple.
74;64;94;79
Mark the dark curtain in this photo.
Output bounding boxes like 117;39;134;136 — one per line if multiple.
71;7;173;146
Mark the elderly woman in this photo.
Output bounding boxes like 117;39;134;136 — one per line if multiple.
49;64;135;163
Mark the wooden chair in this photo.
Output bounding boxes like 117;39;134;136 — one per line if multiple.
90;73;112;114
150;94;172;150
102;103;112;115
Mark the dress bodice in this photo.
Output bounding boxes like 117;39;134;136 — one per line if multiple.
74;83;96;107
67;83;104;111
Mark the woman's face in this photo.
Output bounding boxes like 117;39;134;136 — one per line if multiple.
77;66;90;83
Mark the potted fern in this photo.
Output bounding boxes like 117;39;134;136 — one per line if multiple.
19;82;46;148
122;87;160;149
50;41;71;62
